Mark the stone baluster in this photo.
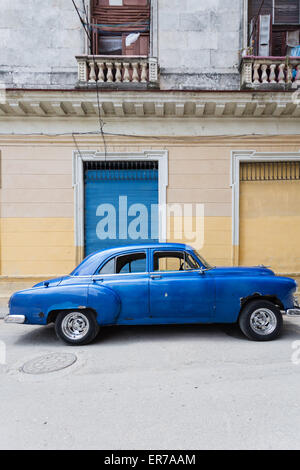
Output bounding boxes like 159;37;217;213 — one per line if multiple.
115;62;122;82
106;62;113;82
140;62;148;83
88;60;96;83
287;65;293;84
278;64;285;83
261;64;268;83
132;62;140;83
123;62;130;82
269;64;276;83
294;65;300;86
97;61;105;82
253;63;260;84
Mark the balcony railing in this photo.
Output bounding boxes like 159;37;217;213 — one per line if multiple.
76;55;158;87
241;56;300;89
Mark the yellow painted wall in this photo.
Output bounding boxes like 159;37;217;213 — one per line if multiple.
0;218;75;276
240;180;300;274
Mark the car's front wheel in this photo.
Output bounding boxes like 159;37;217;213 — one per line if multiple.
238;300;283;341
55;310;99;345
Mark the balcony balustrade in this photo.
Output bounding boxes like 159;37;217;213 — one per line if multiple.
241;56;300;89
76;55;158;87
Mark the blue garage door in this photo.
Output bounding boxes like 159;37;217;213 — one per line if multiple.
84;161;159;256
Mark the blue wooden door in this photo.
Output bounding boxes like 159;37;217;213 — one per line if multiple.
84;162;159;256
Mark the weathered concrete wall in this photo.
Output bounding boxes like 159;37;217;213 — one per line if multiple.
0;0;85;89
158;0;243;90
0;0;243;90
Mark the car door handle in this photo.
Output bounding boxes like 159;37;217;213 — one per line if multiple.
150;275;162;280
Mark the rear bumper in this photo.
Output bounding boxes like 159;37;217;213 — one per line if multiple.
4;314;26;324
286;308;300;317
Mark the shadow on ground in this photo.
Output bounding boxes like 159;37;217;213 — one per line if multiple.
11;317;300;348
12;322;249;347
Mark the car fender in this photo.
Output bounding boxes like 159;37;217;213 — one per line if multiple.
87;283;121;325
9;283;90;325
214;275;297;322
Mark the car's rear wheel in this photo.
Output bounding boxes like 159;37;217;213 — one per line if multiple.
238;300;283;341
55;310;99;345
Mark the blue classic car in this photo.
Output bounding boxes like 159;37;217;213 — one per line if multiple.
5;243;300;344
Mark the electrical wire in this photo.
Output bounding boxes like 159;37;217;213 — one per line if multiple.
0;131;294;141
248;0;266;48
71;0;107;159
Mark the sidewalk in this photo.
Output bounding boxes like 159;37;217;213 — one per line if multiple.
0;308;8;319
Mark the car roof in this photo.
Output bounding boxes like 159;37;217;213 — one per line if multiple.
71;243;195;276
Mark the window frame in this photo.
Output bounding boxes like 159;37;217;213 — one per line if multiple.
95;250;148;276
247;0;300;56
90;0;152;56
151;250;201;274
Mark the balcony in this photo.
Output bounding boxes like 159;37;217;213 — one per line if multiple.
241;56;300;89
76;55;158;88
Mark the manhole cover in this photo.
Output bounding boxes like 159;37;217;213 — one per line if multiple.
22;353;77;375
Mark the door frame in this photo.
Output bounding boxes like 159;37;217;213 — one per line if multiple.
73;149;168;264
231;149;300;266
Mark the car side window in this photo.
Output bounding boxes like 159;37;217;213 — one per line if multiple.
153;251;200;272
98;258;115;275
116;253;146;274
98;252;147;275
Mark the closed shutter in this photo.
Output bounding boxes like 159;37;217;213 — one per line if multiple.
84;161;159;255
239;161;300;273
248;0;273;21
124;0;149;5
258;14;272;56
272;28;287;55
274;0;300;24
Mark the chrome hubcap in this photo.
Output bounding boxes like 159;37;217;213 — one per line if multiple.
250;308;277;335
61;312;89;340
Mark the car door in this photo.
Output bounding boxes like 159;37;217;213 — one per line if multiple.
149;249;215;323
92;250;149;324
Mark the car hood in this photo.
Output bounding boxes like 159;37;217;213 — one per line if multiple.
33;276;68;288
209;266;275;276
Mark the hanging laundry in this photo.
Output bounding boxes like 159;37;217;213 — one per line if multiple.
125;33;140;47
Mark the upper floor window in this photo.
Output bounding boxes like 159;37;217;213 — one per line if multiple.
91;0;150;56
248;0;300;56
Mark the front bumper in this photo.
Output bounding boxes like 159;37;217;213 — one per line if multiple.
4;314;26;324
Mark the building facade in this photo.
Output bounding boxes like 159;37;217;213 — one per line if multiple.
0;0;300;303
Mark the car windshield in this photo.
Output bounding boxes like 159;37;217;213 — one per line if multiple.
193;250;213;269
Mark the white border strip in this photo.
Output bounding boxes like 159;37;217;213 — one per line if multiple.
72;149;168;250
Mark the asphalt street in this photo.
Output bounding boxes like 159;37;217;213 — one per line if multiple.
0;316;300;450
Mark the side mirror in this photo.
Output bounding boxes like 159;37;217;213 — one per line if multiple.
44;281;49;288
198;268;206;275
